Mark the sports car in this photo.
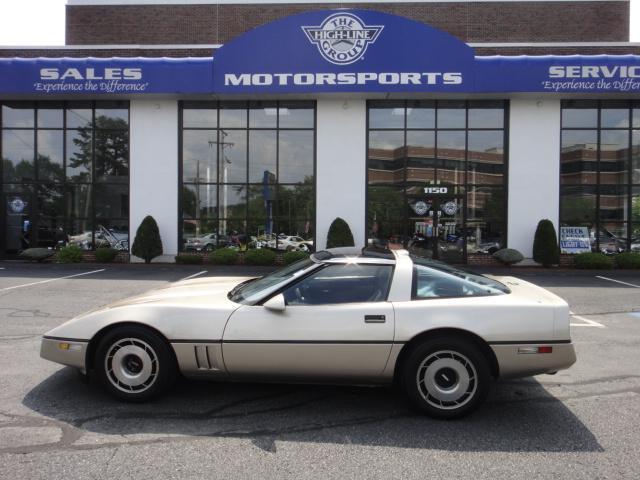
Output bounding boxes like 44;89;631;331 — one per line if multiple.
40;247;576;418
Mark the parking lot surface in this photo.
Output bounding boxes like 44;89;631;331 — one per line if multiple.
0;263;639;479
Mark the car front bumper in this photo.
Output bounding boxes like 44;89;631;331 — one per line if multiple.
491;342;577;378
40;337;89;374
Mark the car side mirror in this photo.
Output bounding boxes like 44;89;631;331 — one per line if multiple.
263;293;286;312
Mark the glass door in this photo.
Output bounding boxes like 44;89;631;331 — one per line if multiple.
407;194;465;263
3;189;33;256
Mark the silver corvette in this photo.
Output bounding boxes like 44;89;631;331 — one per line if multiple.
41;247;576;418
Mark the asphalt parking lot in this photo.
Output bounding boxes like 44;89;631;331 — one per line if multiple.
0;263;639;479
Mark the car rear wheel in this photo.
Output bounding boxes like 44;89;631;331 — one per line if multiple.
402;337;490;419
95;326;177;402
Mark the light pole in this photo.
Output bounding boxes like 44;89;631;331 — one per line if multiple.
208;130;234;238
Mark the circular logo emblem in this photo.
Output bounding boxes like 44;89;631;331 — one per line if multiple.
8;197;26;214
302;13;384;65
412;201;430;216
442;201;458;216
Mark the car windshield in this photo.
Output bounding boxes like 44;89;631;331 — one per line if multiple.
410;256;510;294
228;258;317;304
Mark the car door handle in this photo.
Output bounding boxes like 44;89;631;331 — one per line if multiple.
364;315;386;323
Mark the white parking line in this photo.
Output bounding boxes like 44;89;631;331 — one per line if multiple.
570;314;606;328
596;276;640;288
178;270;208;282
0;269;106;292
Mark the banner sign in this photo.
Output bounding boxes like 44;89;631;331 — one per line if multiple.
1;9;639;95
0;57;214;94
560;227;592;254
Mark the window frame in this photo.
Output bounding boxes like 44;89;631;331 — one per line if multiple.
178;100;317;252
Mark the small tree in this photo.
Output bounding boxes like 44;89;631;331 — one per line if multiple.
132;215;163;264
533;219;559;267
326;217;355;249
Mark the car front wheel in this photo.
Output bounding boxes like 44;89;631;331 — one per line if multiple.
402;337;490;419
94;326;177;402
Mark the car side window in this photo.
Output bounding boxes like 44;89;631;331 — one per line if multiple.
412;265;502;299
282;264;393;306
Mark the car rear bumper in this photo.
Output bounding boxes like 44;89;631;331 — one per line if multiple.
40;337;88;374
491;342;577;378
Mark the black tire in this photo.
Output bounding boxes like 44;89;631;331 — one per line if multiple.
402;337;490;419
94;325;177;402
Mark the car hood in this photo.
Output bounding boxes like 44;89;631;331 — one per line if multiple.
44;276;254;342
104;276;253;309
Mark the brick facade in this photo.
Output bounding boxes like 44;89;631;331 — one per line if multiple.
64;1;629;46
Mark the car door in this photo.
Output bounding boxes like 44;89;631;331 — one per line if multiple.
222;262;395;381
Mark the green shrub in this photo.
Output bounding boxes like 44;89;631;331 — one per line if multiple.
614;252;640;269
56;245;84;263
533;219;560;267
244;248;277;266
209;248;239;265
175;254;204;265
131;215;163;264
95;247;118;263
326;217;355;249
283;250;310;265
574;252;614;269
493;248;524;266
19;248;55;263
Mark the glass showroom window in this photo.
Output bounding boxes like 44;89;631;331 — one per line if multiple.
560;100;640;253
367;100;507;263
180;101;315;252
1;101;129;256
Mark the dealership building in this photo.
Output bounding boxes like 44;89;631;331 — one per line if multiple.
1;0;639;263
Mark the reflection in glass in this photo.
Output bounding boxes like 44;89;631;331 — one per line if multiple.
599;185;628;222
182;184;218;220
369;103;404;129
278;130;314;183
633;131;640;183
94;108;128;125
249;130;277;182
95;184;129;219
598;223;627;253
437;131;465;185
278;103;314;129
219;130;247;183
182;130;217;183
633;187;640;222
437;101;466;128
95;129;129;182
468;107;503;129
37;185;64;217
219;184;246;221
560;186;597;224
276;185;314;220
600;130;629;185
2;104;34;128
183;109;217;129
220;104;247;128
467;131;504;185
66;129;92;182
67;184;92;219
249;102;277;128
562;105;598;128
38;108;63;128
3;130;35;182
67;109;92;129
601;107;629;129
35;217;66;249
466;186;505;254
406;101;435;129
367;186;405;246
561;130;597;185
406;131;435;184
37;130;64;182
367;130;404;185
